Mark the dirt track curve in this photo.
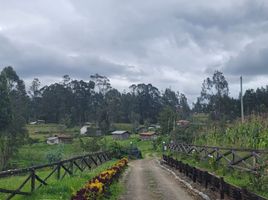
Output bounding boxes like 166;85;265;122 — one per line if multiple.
119;158;194;200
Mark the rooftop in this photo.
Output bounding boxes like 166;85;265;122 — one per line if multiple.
111;130;129;135
139;131;156;136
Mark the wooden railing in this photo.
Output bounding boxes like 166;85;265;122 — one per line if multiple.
169;143;268;173
163;155;267;200
0;151;111;200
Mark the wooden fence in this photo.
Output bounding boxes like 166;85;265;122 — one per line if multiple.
0;151;111;200
169;143;268;173
163;155;267;200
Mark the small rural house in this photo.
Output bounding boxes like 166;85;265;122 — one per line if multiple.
29;120;46;125
80;125;102;137
176;120;190;127
47;136;59;145
57;134;73;143
139;131;157;140
111;130;130;140
47;134;73;145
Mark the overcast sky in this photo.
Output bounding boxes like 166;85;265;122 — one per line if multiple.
1;0;268;104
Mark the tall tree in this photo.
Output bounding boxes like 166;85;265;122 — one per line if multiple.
178;93;191;119
0;66;28;170
197;70;230;120
90;73;111;94
159;106;177;134
162;88;179;109
29;78;41;120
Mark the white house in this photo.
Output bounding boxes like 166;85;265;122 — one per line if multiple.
47;137;59;145
80;125;89;135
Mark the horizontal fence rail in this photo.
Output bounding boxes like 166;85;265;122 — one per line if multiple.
163;155;267;200
169;143;268;173
0;151;111;200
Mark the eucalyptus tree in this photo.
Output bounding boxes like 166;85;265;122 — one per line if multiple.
0;66;28;170
197;70;231;120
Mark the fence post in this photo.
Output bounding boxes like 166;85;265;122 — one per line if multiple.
204;171;208;189
179;161;182;172
31;170;35;192
185;164;189;177
192;167;196;183
219;177;224;199
70;160;73;175
232;150;235;164
241;188;249;200
57;163;61;180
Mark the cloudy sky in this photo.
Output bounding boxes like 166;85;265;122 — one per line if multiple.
1;0;268;103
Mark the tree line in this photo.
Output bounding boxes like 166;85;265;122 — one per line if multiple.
28;73;191;129
2;67;268;131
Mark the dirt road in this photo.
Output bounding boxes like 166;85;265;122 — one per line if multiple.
119;158;194;200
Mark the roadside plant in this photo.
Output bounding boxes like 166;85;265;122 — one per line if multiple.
71;158;128;200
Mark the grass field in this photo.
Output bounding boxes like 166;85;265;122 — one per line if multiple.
27;124;80;142
1;123;163;199
11;123;163;168
0;160;121;200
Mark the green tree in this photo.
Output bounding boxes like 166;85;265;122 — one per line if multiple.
29;78;41;121
0;66;28;170
159;106;177;134
0;74;11;130
178;93;191;119
197;70;231;120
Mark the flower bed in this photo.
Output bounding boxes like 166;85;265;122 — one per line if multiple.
71;158;128;200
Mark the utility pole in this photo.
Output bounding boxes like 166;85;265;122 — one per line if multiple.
240;76;244;123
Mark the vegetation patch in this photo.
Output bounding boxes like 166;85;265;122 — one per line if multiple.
170;152;268;199
71;158;128;200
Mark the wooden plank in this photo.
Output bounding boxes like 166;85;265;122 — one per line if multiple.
6;174;32;200
97;154;103;163
37;167;57;189
0;188;30;196
83;158;92;169
57;164;61;180
31;170;35;192
35;174;48;186
73;161;83;172
61;164;73;175
231;154;253;166
0;151;110;178
90;157;98;166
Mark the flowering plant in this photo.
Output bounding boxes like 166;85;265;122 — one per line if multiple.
71;158;128;200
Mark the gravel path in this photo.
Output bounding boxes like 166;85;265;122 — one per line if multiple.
119;158;194;200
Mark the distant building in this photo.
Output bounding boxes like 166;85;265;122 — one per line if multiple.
111;130;130;140
37;120;45;124
57;134;73;144
176;120;190;127
139;131;157;140
47;136;59;145
80;125;89;135
47;134;73;145
29;120;45;125
80;125;102;137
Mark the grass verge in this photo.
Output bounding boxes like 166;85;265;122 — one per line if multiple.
170;152;268;199
0;160;123;200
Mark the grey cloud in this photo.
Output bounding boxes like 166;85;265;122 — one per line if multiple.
224;38;268;76
1;0;268;102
